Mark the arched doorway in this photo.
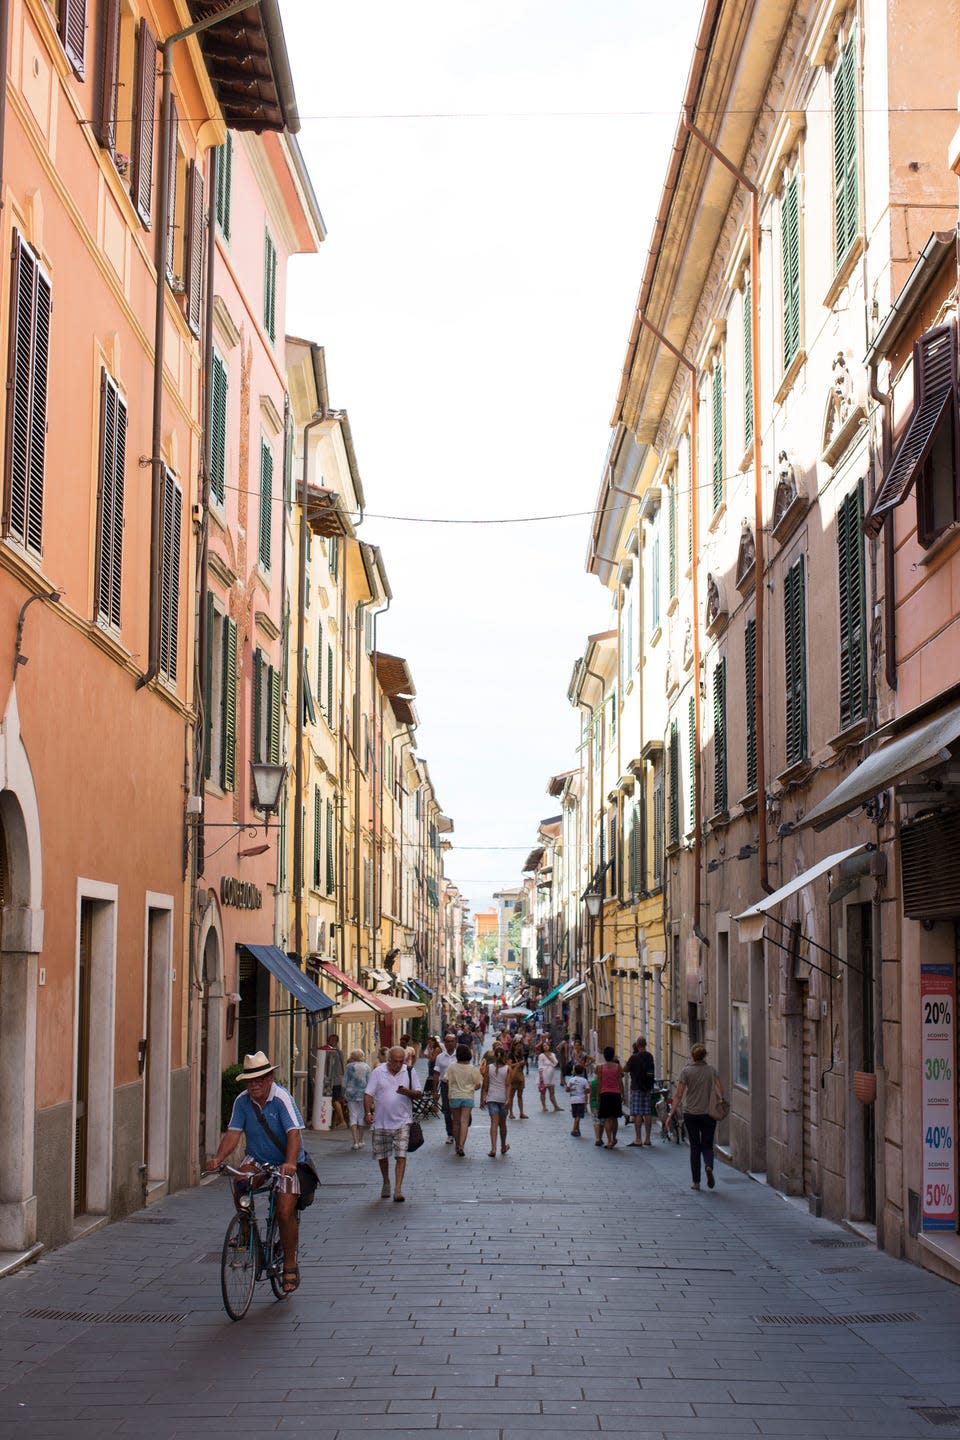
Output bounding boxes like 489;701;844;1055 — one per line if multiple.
197;903;225;1161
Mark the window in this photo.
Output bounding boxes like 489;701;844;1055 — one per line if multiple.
95;370;126;630
837;482;867;727
651;533;661;631
159;470;182;683
204;603;237;789
326;642;334;723
325;799;335;895
712;358;724;511
743;281;753;447
313;786;322;889
258;438;273;571
129;18;158;228
833;30;859;267
328;534;339;581
713;658;727;814
209;351;227;506
252;649;280;765
781;173;800;372
688;693;696;831
164;98;180;280
263;230;277;342
732;1002;749;1089
784;556;808;766
669;719;680;847
316;620;324;713
668;479;677;598
627;796;641;897
59;0;87;77
5;232;51;556
918;406;959;545
184;161;204;336
745;617;757;793
686;439;694;563
216;133;232;240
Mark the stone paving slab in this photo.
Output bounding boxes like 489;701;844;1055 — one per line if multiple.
3;1091;960;1438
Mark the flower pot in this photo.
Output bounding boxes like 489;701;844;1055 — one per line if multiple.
853;1070;877;1105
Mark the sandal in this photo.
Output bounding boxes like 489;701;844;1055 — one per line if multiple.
282;1265;300;1294
488;1150;496;1157
501;1144;510;1154
393;1192;405;1203
380;1182;391;1198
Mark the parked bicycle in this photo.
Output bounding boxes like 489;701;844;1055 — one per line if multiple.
218;1162;294;1320
654;1081;686;1144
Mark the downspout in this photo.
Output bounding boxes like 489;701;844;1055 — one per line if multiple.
0;0;9;211
278;390;291;942
293;411;326;962
370;591;392;972
337;544;348;967
353;603;363;971
139;0;252;691
680;111;769;895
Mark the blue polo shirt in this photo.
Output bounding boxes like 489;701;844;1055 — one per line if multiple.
228;1083;306;1166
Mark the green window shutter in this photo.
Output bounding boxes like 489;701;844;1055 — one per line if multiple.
745;617;757;793
781;174;800;371
688;693;696;830
833;32;859;266
668;482;677;597
743;282;753;447
838;482;867;727
263;230;277;341
686;441;693;563
210;351;227;506
652;769;664;887
222;617;237;790
259;438;272;570
784;557;808;766
669;720;680;847
203;592;214;779
651;536;661;630
216;132;232;240
713;659;727;813
317;620;324;712
313;786;321;888
252;647;263;764
327;643;334;723
325;799;335;895
329;535;339;580
269;666;281;764
712;360;724;511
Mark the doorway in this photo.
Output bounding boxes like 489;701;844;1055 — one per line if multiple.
198;923;223;1158
73;884;117;1218
847;902;876;1222
143;898;173;1191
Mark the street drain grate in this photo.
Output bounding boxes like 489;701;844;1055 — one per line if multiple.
809;1237;869;1248
754;1311;918;1326
913;1408;960;1428
818;1265;863;1274
124;1215;174;1225
23;1307;184;1324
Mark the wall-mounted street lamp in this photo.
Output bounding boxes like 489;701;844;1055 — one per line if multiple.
584;891;603;920
250;761;287;826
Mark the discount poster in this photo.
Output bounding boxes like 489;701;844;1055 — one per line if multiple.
921;962;957;1231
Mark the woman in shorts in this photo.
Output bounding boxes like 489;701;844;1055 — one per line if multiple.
480;1046;511;1157
596;1045;624;1149
343;1048;371;1150
445;1043;482;1156
507;1040;528;1119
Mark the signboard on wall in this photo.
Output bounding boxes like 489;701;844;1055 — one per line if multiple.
921;961;957;1232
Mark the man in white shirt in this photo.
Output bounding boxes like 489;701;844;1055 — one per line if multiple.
433;1032;458;1143
364;1045;422;1202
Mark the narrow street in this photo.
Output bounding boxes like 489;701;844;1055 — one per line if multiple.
2;1097;960;1440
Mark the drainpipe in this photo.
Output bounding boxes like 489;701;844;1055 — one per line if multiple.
369;589;392;972
139;0;253;691
0;0;9;212
681;109;770;895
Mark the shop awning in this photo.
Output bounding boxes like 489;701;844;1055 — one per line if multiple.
535;976;581;1009
240;944;333;1014
562;982;587;1001
333;993;426;1023
315;959;387;1013
409;976;434;995
734;845;871;943
799;701;960;832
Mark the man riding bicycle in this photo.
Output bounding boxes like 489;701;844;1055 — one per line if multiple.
205;1051;309;1294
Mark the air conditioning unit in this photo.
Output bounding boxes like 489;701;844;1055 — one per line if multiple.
308;916;326;954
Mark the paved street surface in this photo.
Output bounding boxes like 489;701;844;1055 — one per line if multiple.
3;1096;960;1440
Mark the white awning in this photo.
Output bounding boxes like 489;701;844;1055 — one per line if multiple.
734;844;870;943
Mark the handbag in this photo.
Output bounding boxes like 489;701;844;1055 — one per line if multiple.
708;1078;730;1122
406;1067;425;1151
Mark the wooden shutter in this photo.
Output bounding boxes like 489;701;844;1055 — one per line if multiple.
669;720;680;847
268;665;281;764
222;617;237;790
210;351;227;505
164;97;179;277
652;768;664;887
837;483;867;727
867;324;959;529
130;18;157;228
743;281;753;447
259;439;272;570
833;33;859;265
216;133;232;239
688;693;696;830
686;442;693;563
713;658;727;813
159;470;182;681
651;536;660;630
5;233;51;556
96;0;120;148
203;593;214;779
781;175;800;370
712;360;724;511
95;370;126;629
317;619;324;712
325;799;335;894
745;617;757;793
185;160;204;335
252;648;263;763
326;642;334;721
668;481;677;597
263;231;277;341
60;0;87;78
313;786;321;888
784;557;808;765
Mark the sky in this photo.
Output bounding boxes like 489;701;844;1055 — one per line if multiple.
281;0;703;916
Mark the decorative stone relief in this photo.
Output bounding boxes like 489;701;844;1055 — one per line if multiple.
735;522;757;594
705;572;728;637
821;350;866;468
771;449;809;543
682;617;694;671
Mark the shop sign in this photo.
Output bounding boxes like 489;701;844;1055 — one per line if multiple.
220;876;262;910
921;961;956;1231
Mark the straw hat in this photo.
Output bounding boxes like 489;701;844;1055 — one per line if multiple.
240;1051;275;1081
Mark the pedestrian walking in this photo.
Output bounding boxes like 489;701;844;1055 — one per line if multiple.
624;1036;656;1146
596;1046;624;1148
565;1064;590;1136
343;1048;371;1150
363;1045;422;1202
670;1042;725;1190
507;1041;529;1119
480;1046;511;1156
435;1032;458;1142
424;1034;443;1113
323;1032;347;1128
536;1039;563;1112
445;1043;482;1156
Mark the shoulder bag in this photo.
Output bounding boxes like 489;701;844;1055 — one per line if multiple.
253;1104;320;1210
406;1067;425;1151
708;1077;730;1122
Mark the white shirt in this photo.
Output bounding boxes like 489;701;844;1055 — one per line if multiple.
434;1048;457;1080
364;1062;420;1129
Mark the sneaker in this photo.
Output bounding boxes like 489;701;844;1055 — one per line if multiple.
691;1181;701;1191
706;1167;715;1189
445;1136;454;1144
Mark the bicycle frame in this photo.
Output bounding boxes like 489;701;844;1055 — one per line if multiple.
219;1163;288;1318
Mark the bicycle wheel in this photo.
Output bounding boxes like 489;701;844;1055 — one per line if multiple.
220;1213;257;1321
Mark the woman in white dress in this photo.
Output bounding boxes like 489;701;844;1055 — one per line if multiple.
536;1039;563;1113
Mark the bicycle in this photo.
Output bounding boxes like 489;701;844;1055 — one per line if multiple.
217;1163;295;1321
654;1082;687;1144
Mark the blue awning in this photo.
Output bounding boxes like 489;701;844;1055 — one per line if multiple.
240;944;333;1014
409;976;434;996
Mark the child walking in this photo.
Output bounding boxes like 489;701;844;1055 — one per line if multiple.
565;1063;591;1136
